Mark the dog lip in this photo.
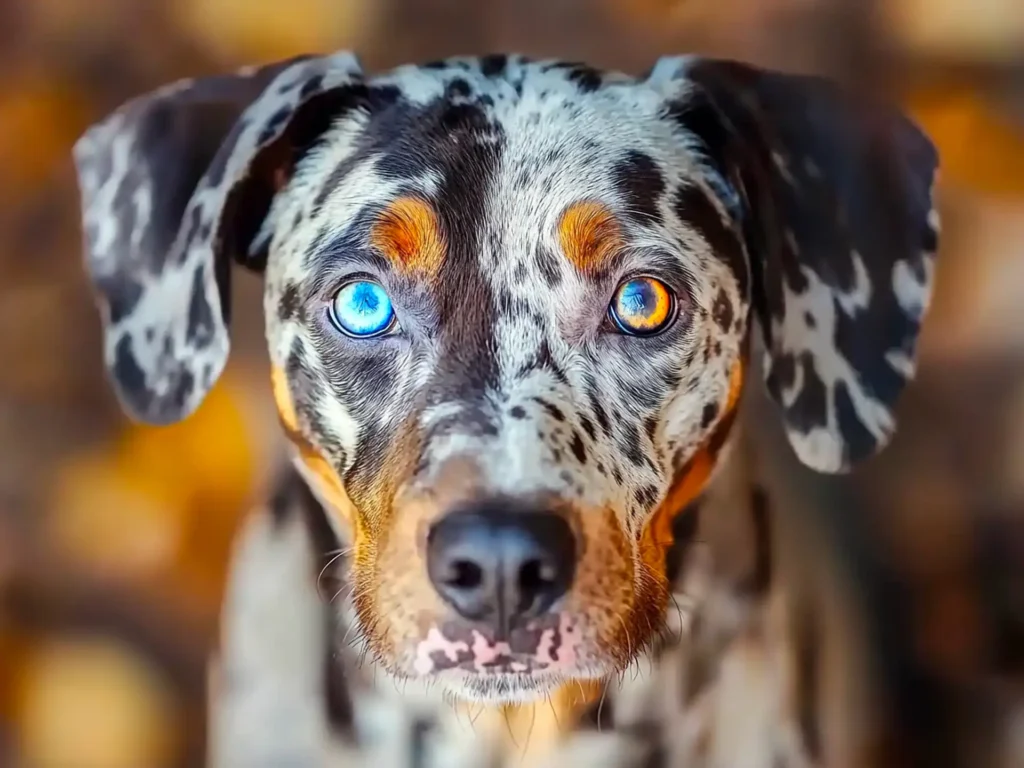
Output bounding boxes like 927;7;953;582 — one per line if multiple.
412;616;581;676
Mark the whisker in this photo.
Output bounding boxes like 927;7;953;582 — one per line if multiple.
596;682;610;732
574;679;587;706
340;616;363;648
617;615;635;662
545;691;561;731
315;548;352;600
523;699;537;759
670;592;686;633
503;706;518;750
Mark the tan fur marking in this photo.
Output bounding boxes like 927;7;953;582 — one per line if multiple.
296;446;358;531
640;362;745;575
557;201;624;276
270;365;299;433
270;365;359;531
369;196;446;278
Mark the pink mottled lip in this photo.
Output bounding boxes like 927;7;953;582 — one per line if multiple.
412;615;581;676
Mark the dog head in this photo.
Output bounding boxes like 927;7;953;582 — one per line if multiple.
74;53;938;702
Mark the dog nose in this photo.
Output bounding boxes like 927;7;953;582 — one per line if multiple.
426;502;576;631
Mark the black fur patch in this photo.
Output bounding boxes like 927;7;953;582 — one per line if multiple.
613;149;666;225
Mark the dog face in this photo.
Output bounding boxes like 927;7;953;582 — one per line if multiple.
73;53;939;702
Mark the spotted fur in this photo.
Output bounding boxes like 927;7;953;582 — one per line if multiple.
74;51;940;765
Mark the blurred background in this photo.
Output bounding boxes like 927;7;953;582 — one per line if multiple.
0;1;1021;766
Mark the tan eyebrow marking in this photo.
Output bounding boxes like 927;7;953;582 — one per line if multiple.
557;200;625;277
369;196;446;279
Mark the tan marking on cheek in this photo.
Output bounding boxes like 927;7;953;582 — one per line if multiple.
725;359;744;412
641;445;716;573
557;200;624;277
369;196;446;279
296;446;359;531
271;378;427;667
270;365;299;433
640;362;745;574
568;506;648;669
347;415;435;663
269;364;358;532
362;413;425;533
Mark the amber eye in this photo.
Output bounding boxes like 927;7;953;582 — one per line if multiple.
608;276;675;336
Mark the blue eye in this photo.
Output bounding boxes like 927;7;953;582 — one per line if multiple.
608;277;675;336
329;280;396;338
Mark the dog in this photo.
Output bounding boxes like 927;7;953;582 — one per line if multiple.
73;52;940;767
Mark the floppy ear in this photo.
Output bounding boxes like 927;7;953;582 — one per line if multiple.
73;52;366;425
648;57;940;473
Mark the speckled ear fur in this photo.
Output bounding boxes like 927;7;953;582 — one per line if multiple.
649;57;940;473
73;52;364;425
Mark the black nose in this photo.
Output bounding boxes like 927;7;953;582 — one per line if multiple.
426;501;576;632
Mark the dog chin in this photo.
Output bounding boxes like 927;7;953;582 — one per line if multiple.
439;671;568;704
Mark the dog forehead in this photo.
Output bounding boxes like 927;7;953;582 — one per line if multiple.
375;56;693;169
376;55;640;106
278;57;713;280
297;57;701;209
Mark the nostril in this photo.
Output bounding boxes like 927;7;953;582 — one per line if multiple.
516;555;565;615
446;560;483;590
519;559;542;595
517;559;553;594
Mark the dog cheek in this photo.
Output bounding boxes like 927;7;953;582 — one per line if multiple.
638;362;745;582
350;418;447;669
270;364;300;433
566;506;644;659
364;494;450;670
